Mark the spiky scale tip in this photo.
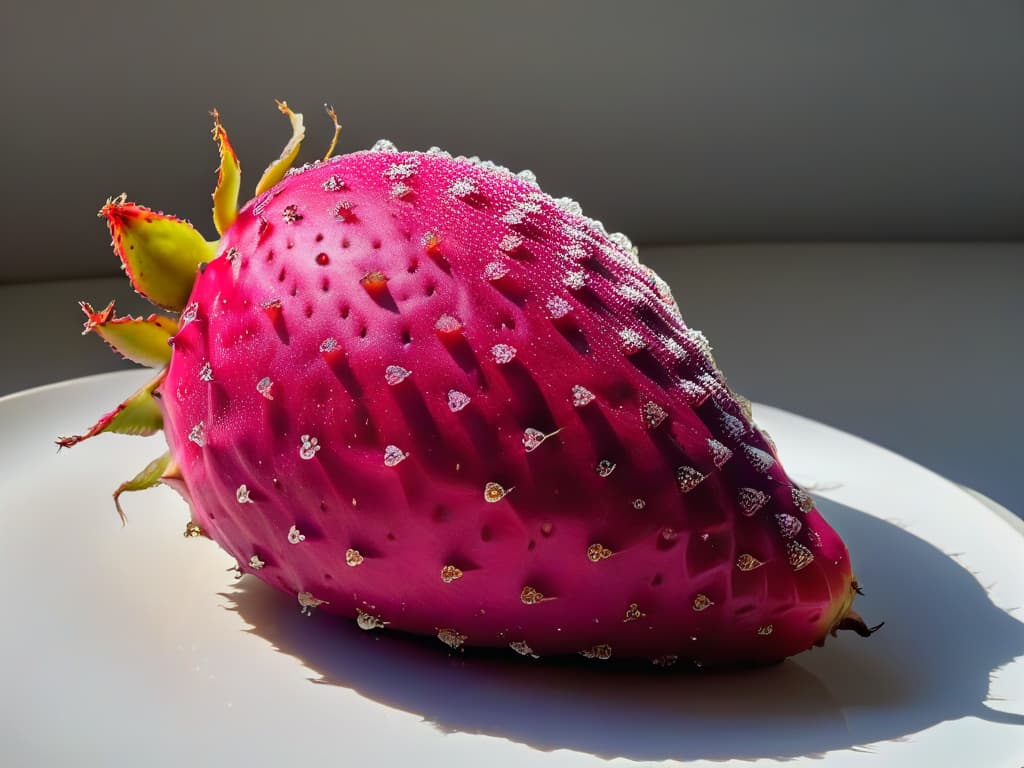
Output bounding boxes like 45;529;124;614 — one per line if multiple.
65;103;874;666
99;196;216;311
79;301;177;368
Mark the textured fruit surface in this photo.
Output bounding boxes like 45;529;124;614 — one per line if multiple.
66;108;872;666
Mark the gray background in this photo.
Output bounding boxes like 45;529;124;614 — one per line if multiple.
1;2;1021;513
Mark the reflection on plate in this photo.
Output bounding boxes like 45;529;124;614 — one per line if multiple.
2;371;1022;767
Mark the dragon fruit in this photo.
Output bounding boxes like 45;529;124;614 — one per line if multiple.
61;102;877;665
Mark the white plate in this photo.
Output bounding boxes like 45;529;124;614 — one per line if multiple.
2;370;1022;767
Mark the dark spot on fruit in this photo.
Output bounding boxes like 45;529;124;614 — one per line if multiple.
315;233;324;242
278;268;287;282
316;252;330;266
498;316;515;330
401;329;412;345
198;262;207;274
324;573;333;580
557;322;589;354
440;333;481;378
266;250;274;263
372;238;381;249
736;604;756;615
480;525;493;542
342;238;350;248
290;286;298;297
304;304;313;318
287;239;294;249
359;326;367;338
407;258;418;273
496;360;557;433
387;532;396;541
628;349;674;388
208;512;215;520
321;278;330;292
587;259;614;281
527;539;536;551
651;573;663;587
403;230;412;241
636;305;674;339
432;505;449;523
426;285;436;297
575;286;610;317
340;305;350;319
320;501;327;512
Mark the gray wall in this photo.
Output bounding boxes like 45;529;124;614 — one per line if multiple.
3;1;1023;284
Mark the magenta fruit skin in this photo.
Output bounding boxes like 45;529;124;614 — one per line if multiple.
155;146;857;664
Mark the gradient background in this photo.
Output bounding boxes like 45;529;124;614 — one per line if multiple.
1;1;1021;514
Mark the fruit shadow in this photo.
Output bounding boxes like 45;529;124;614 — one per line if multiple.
219;497;1024;762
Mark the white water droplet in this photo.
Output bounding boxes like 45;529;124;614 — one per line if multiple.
737;487;769;516
641;401;668;429
743;444;776;474
384;161;418;180
450;178;478;199
617;284;646;304
180;302;199;326
484;482;511;502
776;513;803;539
559;243;588;262
370;138;397;152
357;609;386;630
434;314;463;334
619;328;647;355
383;444;409;467
555;197;583;216
287;525;305;544
719;410;748;440
546;296;572;319
236;484;252;504
572;385;595;407
447;390;471;412
322;174;346;191
389;182;413;199
632;498;646;510
676;466;706;493
522;427;558;453
498;234;524;253
490;343;517;365
320;337;338;353
299;434;321;460
516;169;538;185
596;459;616;477
188;421;205;447
248;555;265;570
678;379;708;405
509;640;539;658
385;365;412;385
708;438;733;468
198;361;213;382
484;261;510;281
661;336;688;361
563;270;586;290
256;376;274;400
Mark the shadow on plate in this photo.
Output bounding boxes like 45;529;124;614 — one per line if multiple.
220;498;1024;762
